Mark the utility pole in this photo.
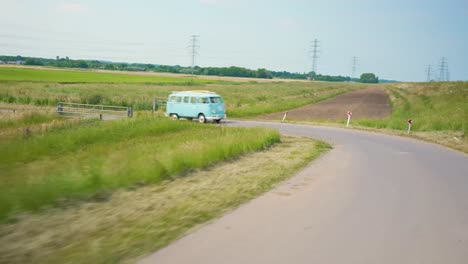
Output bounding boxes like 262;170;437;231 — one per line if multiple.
309;39;320;74
425;64;432;82
438;57;448;81
351;56;358;79
189;35;200;74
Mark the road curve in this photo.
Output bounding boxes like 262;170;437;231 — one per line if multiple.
140;121;468;264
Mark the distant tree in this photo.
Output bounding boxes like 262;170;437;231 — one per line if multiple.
104;64;115;70
76;60;89;68
256;68;272;79
24;58;44;66
2;54;371;82
117;63;127;70
271;71;308;79
308;71;316;79
359;73;379;83
312;73;350;82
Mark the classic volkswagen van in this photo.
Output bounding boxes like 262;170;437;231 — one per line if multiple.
165;91;226;123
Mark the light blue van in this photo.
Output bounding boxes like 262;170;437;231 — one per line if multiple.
165;91;226;123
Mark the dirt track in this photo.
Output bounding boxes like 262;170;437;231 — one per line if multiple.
262;85;392;121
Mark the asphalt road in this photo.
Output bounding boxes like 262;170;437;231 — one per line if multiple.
140;121;468;264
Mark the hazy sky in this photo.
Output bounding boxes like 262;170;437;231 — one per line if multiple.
1;0;467;81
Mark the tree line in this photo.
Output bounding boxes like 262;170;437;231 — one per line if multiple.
0;55;382;83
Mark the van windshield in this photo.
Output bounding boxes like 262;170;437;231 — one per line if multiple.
209;97;223;103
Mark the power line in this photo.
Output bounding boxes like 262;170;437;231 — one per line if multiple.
309;39;320;73
189;35;200;72
351;56;358;79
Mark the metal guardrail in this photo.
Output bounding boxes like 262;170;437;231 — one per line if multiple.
152;97;167;113
57;102;133;120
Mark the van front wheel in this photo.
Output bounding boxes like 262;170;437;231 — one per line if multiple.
198;114;206;123
170;114;179;120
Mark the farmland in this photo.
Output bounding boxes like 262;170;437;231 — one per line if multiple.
2;66;465;263
0;66;336;263
260;81;467;152
0;67;218;84
346;82;468;152
0;67;365;117
355;82;468;132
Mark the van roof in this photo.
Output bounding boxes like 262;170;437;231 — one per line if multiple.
169;90;221;96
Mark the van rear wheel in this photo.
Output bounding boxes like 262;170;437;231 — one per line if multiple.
198;114;206;123
170;114;179;120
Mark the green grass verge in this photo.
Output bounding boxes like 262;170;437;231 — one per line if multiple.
0;136;330;264
0;117;280;221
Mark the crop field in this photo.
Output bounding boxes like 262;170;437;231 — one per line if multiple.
0;67;218;84
0;67;365;117
348;82;468;152
2;66;465;262
354;82;468;132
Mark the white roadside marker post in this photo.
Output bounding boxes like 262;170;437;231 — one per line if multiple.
282;111;288;122
407;119;412;133
346;111;352;127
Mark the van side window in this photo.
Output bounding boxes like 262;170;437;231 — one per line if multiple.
210;97;223;103
169;96;177;102
191;97;197;104
183;96;190;103
175;96;182;103
201;97;208;104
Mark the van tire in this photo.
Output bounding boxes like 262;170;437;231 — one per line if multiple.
170;114;179;120
198;114;206;123
215;119;221;124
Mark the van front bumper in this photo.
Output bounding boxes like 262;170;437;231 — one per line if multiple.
206;114;226;121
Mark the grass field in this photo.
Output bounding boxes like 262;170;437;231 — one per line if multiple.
0;136;329;264
354;82;468;132
0;111;59;130
0;66;335;263
0;67;365;117
1;66;465;262
0;117;280;221
0;67;219;84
